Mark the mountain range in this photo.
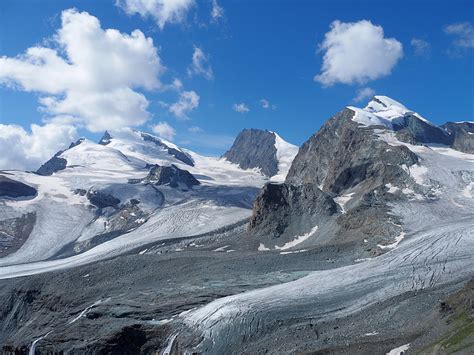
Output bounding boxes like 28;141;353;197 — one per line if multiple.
0;96;473;354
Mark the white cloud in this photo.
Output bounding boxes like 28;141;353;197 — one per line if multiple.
169;90;200;119
116;0;195;29
151;121;176;140
352;87;375;103
444;22;474;48
188;46;213;80
211;0;224;22
0;8;164;132
260;98;276;110
233;103;250;113
411;38;431;56
0;123;77;170
314;20;403;86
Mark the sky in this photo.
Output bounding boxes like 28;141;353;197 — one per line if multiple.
0;0;473;170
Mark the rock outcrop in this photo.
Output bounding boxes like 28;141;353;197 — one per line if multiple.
142;164;200;190
442;121;474;154
0;176;37;198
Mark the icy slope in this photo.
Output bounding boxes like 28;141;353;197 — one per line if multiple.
0;131;267;269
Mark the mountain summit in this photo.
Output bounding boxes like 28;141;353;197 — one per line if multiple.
222;128;298;181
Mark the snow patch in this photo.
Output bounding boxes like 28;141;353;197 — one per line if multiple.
280;249;307;255
258;243;270;251
270;132;299;182
275;226;318;250
386;343;410;355
334;192;355;213
365;331;379;336
378;232;406;250
385;183;399;194
214;245;230;252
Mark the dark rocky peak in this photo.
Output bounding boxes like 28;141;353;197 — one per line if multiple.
36;138;85;176
222;129;279;177
286;108;419;193
441;121;474;154
139;132;194;167
137;164;199;190
99;131;112;145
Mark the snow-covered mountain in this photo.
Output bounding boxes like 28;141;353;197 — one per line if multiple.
1;96;473;354
0;128;297;277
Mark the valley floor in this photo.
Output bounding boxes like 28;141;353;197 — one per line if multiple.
1;213;472;354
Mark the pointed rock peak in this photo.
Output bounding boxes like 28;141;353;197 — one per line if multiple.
223;128;298;179
99;131;112;145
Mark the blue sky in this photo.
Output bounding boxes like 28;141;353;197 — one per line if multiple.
0;0;473;169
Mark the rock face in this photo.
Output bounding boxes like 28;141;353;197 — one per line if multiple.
249;183;338;242
36;138;84;176
140;132;194;166
143;164;200;190
286;108;418;192
0;176;37;198
36;156;67;176
394;115;452;145
86;189;121;209
223;129;279;177
442;121;474;154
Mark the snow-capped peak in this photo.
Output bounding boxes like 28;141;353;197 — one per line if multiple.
348;95;433;129
365;95;409;114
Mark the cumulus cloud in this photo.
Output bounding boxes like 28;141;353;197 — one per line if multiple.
314;20;403;86
352;87;375;103
188;46;213;80
0;8;164;132
211;0;224;22
233;103;250;113
116;0;195;29
151;121;176;140
169;90;200;119
444;22;474;48
411;38;431;56
0;123;77;170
